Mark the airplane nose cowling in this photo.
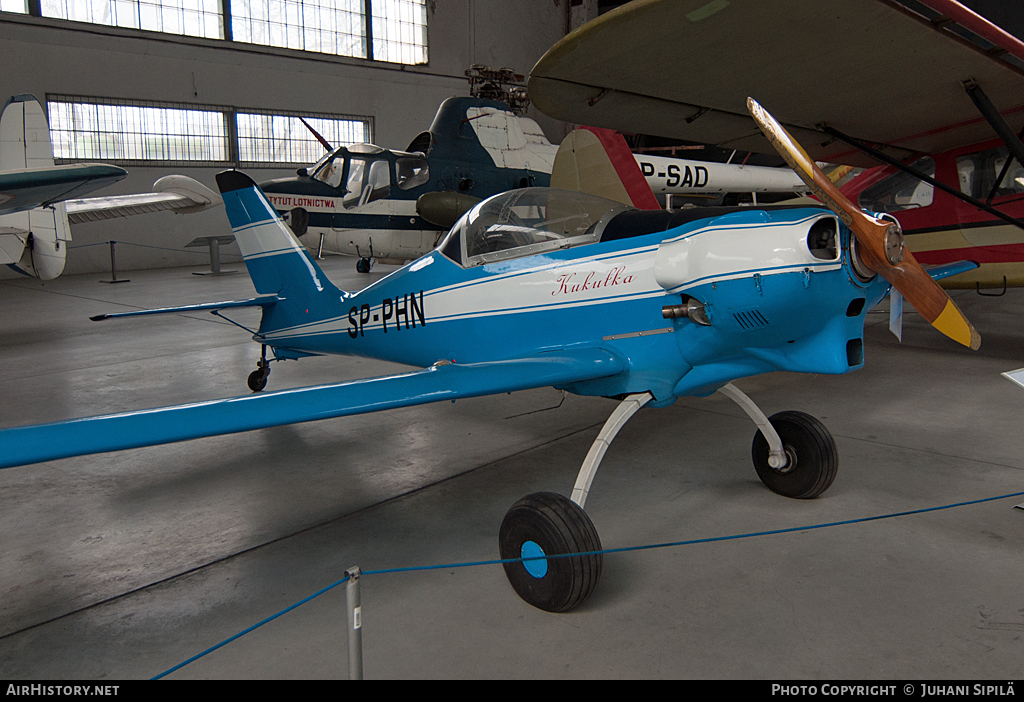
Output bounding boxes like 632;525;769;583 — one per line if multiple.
654;212;839;294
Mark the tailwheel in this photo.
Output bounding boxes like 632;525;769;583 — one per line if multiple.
356;257;371;273
751;411;838;499
247;347;271;392
499;492;602;612
247;368;269;392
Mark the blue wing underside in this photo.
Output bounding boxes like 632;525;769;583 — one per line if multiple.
0;348;624;470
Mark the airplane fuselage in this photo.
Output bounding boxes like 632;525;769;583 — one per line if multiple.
257;200;888;401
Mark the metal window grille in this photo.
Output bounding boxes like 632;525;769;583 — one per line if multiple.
230;0;366;57
236;110;372;164
40;0;224;39
48;97;230;165
371;0;427;65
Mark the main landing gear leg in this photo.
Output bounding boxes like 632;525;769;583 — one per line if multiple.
499;392;653;612
718;382;838;499
247;345;272;392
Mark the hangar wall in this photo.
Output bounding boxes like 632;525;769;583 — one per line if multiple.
0;1;596;278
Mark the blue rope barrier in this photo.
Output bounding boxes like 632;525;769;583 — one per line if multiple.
152;573;352;680
152;489;1024;679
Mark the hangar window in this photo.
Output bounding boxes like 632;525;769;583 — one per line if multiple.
39;0;224;39
47;97;372;166
48;97;228;164
17;1;428;65
236;111;371;165
230;0;364;56
371;0;428;64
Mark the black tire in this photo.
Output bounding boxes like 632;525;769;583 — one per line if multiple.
499;492;602;612
751;411;838;499
356;258;371;273
247;369;268;392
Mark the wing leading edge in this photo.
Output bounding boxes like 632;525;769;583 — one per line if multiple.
0;348;625;470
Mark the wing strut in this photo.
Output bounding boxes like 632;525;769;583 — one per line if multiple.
821;124;1024;233
963;80;1024;177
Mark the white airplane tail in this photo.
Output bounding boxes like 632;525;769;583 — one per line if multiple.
551;126;662;210
0;95;69;280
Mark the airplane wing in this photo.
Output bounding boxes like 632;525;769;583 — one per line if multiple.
0;163;127;216
65;175;223;224
0;348;624;470
529;0;1024;166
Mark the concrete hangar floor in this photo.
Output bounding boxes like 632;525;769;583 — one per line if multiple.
0;254;1022;680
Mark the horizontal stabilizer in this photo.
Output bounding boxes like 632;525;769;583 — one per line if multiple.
66;175;222;224
90;295;279;321
0;164;127;217
923;260;980;281
0;348;624;470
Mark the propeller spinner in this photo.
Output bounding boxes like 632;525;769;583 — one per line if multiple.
746;98;980;351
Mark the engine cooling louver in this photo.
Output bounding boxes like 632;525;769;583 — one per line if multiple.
733;309;770;330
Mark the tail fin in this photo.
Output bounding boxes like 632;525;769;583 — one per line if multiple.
550;126;661;210
0;95;70;280
216;170;342;322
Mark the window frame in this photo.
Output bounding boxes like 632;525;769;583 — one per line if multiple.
6;0;428;65
47;95;373;168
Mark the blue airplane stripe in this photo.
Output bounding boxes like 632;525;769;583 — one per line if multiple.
662;213;828;244
222;187;278;230
230;220;279;235
667;262;843;292
243;246;301;259
0;349;624;470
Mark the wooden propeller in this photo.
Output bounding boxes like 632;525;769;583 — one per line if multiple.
746;98;980;350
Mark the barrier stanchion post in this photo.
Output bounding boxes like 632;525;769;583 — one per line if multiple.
101;241;130;284
345;566;363;680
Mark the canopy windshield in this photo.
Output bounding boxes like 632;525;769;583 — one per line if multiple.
440;188;631;267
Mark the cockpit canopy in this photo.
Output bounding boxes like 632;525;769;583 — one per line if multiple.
306;145;430;207
438;188;632;267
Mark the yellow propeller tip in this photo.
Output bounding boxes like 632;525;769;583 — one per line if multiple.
933;299;981;350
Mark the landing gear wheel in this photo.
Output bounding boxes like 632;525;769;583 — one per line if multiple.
752;410;838;499
356;257;371;273
247;368;269;392
499;492;602;612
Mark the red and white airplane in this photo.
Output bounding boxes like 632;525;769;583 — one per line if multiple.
528;0;1024;292
839;136;1024;291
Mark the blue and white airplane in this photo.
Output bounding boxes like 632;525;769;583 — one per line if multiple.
0;101;978;612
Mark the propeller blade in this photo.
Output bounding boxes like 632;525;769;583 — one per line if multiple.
746;98;980;350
